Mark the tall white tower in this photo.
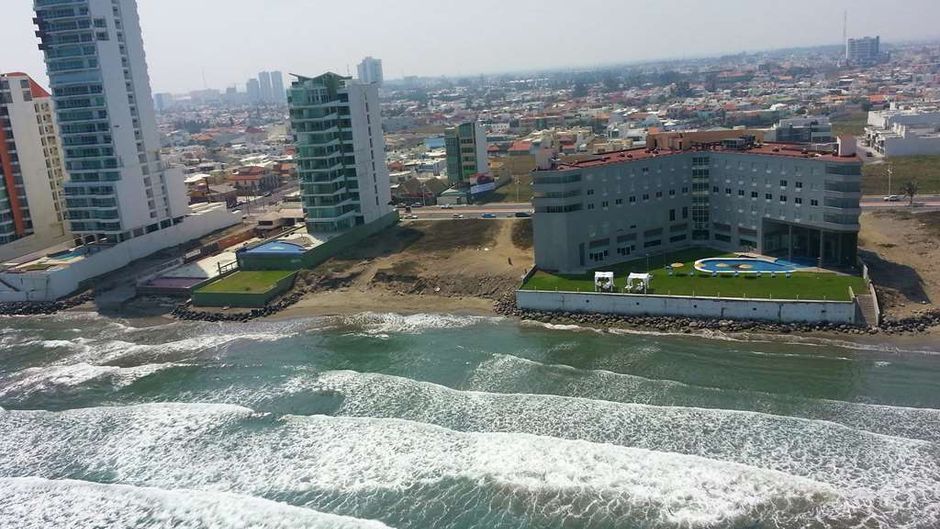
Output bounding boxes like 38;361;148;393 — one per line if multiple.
33;0;187;245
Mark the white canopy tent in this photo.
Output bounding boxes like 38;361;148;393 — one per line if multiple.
626;272;652;293
594;271;614;292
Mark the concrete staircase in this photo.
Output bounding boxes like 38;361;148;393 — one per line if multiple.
855;291;879;327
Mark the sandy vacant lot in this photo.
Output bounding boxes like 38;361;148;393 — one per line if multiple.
859;210;940;318
278;219;534;318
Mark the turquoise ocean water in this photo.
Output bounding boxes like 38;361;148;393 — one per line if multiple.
0;312;938;528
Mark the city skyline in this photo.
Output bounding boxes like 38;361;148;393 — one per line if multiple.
2;0;939;94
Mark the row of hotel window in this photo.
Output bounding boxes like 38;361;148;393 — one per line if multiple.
586;230;758;263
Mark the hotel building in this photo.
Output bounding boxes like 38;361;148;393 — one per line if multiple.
532;135;862;273
0;72;70;259
288;72;392;233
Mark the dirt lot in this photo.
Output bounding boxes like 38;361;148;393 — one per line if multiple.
277;219;534;318
859;210;940;317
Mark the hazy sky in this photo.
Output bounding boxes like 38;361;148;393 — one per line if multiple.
2;0;938;94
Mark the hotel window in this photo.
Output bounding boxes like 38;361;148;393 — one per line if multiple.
780;196;787;202
712;186;719;193
765;193;772;200
795;181;803;189
751;191;758;198
682;186;689;193
669;209;676;221
655;191;663;198
587;203;595;210
811;199;819;206
601;201;609;208
682;207;688;219
669;189;676;196
615;198;623;205
587;189;594;195
629;196;636;203
725;188;732;195
738;189;745;196
795;197;803;204
780;180;788;187
642;194;649;201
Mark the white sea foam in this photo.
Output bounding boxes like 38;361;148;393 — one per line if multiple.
302;370;940;517
0;402;841;528
0;362;184;400
467;353;940;443
338;312;503;335
0;477;393;529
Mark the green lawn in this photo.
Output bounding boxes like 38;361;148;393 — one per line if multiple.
522;247;866;301
197;270;295;294
831;112;869;137
863;156;940;195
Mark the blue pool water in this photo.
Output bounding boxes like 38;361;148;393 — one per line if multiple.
695;258;798;273
48;248;87;260
244;241;306;254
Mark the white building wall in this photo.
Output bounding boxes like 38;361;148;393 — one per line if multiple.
347;82;392;224
516;290;857;324
0;204;240;302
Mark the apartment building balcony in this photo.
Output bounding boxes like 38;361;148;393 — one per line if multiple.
303;206;358;221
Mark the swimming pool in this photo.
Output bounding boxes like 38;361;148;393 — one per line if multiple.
243;241;307;255
694;257;799;274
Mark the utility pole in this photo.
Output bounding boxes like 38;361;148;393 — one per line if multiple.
887;165;893;195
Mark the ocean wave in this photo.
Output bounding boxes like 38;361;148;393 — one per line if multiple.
337;312;504;335
0;362;185;401
299;370;938;517
466;353;940;443
0;402;840;529
0;477;393;529
522;317;940;355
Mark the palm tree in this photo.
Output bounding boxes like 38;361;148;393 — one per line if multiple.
901;180;919;207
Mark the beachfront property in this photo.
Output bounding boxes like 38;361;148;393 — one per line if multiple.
0;72;70;261
0;0;240;302
531;134;862;274
288;72;393;233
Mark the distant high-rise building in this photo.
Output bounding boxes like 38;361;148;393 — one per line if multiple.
247;78;261;104
846;36;881;65
153;92;173;113
357;57;384;86
270;71;286;103
444;122;489;185
34;0;189;245
288;72;392;233
258;71;273;103
0;72;69;257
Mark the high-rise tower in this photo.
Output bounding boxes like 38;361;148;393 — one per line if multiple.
0;72;69;257
288;72;391;233
33;0;188;245
356;57;384;87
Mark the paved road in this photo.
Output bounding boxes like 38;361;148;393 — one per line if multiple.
403;197;940;220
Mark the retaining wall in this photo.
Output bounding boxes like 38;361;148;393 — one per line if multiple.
516;290;857;324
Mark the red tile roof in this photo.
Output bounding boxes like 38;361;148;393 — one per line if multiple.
3;72;50;98
549;144;859;171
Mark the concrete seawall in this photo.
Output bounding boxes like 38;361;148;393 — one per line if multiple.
516;290;857;324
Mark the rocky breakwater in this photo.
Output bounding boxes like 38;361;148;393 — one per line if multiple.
879;308;940;335
492;297;937;336
0;291;94;316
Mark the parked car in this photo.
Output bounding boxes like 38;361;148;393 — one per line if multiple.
883;195;901;202
481;213;497;219
452;213;465;219
439;204;453;209
411;202;424;208
514;211;532;218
